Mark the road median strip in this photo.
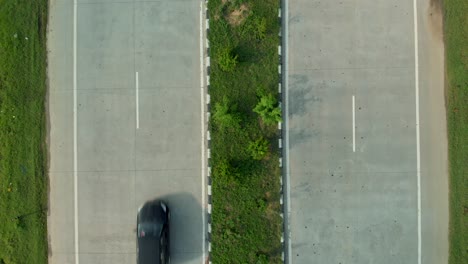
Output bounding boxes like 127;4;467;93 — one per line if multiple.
206;0;283;263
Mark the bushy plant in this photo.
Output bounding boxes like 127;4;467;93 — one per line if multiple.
231;0;247;8
213;96;241;130
247;137;269;160
256;254;269;264
217;47;238;72
214;159;233;181
253;93;282;125
241;15;267;40
250;16;267;39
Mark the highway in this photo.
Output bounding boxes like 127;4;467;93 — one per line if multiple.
47;0;449;263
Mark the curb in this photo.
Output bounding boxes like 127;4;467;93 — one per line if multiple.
203;1;212;264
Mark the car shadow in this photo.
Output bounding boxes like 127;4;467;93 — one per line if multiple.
140;192;206;264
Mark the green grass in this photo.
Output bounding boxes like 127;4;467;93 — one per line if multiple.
207;0;283;263
444;0;468;263
0;1;48;263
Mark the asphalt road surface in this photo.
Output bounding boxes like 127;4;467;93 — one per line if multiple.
47;0;206;263
284;0;448;263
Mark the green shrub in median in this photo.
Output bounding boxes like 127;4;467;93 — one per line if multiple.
216;46;239;72
253;93;282;125
247;137;269;160
212;96;242;130
251;17;267;40
241;16;267;40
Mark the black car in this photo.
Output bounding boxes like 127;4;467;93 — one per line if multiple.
137;200;170;264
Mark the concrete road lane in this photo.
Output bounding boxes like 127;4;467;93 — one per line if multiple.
47;0;206;264
284;0;448;263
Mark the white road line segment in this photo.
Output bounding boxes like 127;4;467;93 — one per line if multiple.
136;72;139;129
283;0;292;263
199;1;207;262
413;0;422;263
73;0;79;263
352;95;356;152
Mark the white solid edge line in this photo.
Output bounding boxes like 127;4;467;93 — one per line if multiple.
413;0;421;263
73;0;79;263
352;95;355;152
199;1;207;262
136;72;139;129
283;0;292;263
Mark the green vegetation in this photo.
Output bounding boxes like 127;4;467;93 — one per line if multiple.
0;1;49;263
213;96;242;130
253;93;282;125
217;46;239;72
247;137;270;160
443;0;468;263
207;0;282;262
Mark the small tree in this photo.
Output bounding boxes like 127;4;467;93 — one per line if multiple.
212;96;241;130
247;137;269;160
253;93;282;125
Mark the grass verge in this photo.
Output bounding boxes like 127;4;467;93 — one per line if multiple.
207;0;283;263
0;1;49;263
443;0;468;263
